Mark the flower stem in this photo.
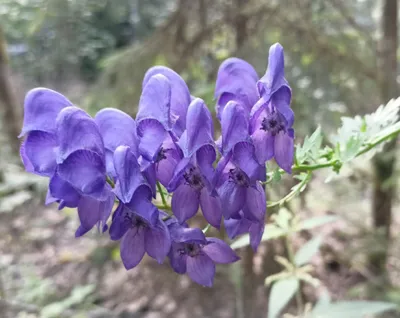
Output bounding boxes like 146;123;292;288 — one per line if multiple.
267;171;312;208
285;234;303;316
156;182;169;208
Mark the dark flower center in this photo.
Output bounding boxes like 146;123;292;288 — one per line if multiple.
229;168;250;187
261;111;285;136
156;147;168;163
124;211;147;229
184;167;204;191
181;243;201;257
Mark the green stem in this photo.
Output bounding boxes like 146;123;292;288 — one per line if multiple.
285;234;303;315
292;160;337;173
267;171;312;208
202;224;211;234
356;129;400;157
106;176;115;188
157;182;168;207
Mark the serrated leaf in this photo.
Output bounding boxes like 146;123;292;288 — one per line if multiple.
296;126;323;164
268;278;299;318
295;236;323;266
309;301;397;318
298;215;338;230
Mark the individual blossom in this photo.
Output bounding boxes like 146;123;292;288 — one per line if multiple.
19;89;114;237
19;88;72;177
50;106;114;236
167;98;222;228
136;73;184;189
216;100;266;218
214;57;259;119
224;211;265;252
142;66;192;138
109;145;171;269
94;108;140;178
250;43;294;173
167;220;239;287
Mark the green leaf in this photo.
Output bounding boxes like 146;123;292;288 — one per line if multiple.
296;126;323;164
298;215;338;230
268;278;299;318
309;301;397;318
294;235;323;266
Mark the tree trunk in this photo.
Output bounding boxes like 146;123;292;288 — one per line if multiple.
0;25;20;157
370;0;398;281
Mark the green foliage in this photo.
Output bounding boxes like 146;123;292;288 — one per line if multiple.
296;126;323;164
1;0;135;82
294;235;323;266
40;284;95;318
308;301;397;318
331;97;400;162
268;278;299;318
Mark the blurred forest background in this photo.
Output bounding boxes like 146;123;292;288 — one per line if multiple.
0;0;400;317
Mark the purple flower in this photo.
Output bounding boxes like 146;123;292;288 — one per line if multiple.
216;100;266;221
250;43;294;173
19;88;72;177
95;108;140;178
51;106;114;236
167;221;239;287
168;99;222;228
225;211;265;251
136;73;183;188
215;58;259;119
109;145;171;269
19;89;114;237
142;66;191;138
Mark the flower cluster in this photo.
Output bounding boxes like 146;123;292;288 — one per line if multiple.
19;43;293;287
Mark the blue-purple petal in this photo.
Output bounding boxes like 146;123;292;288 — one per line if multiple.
221;101;249;155
243;183;266;221
203;238;240;264
231;141;266;182
144;220;171;263
20;88;72;137
57;149;106;199
137;119;167;162
137;74;171;130
168;222;206;244
257;43;286;97
168;242;188;274
95;108;139;156
171;183;200;223
113;145;144;203
274;130;294;173
56;107;104;163
178;98;214;157
196;145;216;189
199;188;222;229
75;191;114;237
187;254;215;287
249;220;265;252
49;173;80;207
218;180;246;219
128;185;159;226
120;227;146;270
109;203;131;241
23;131;57;176
143;66;191;137
251;129;274;164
